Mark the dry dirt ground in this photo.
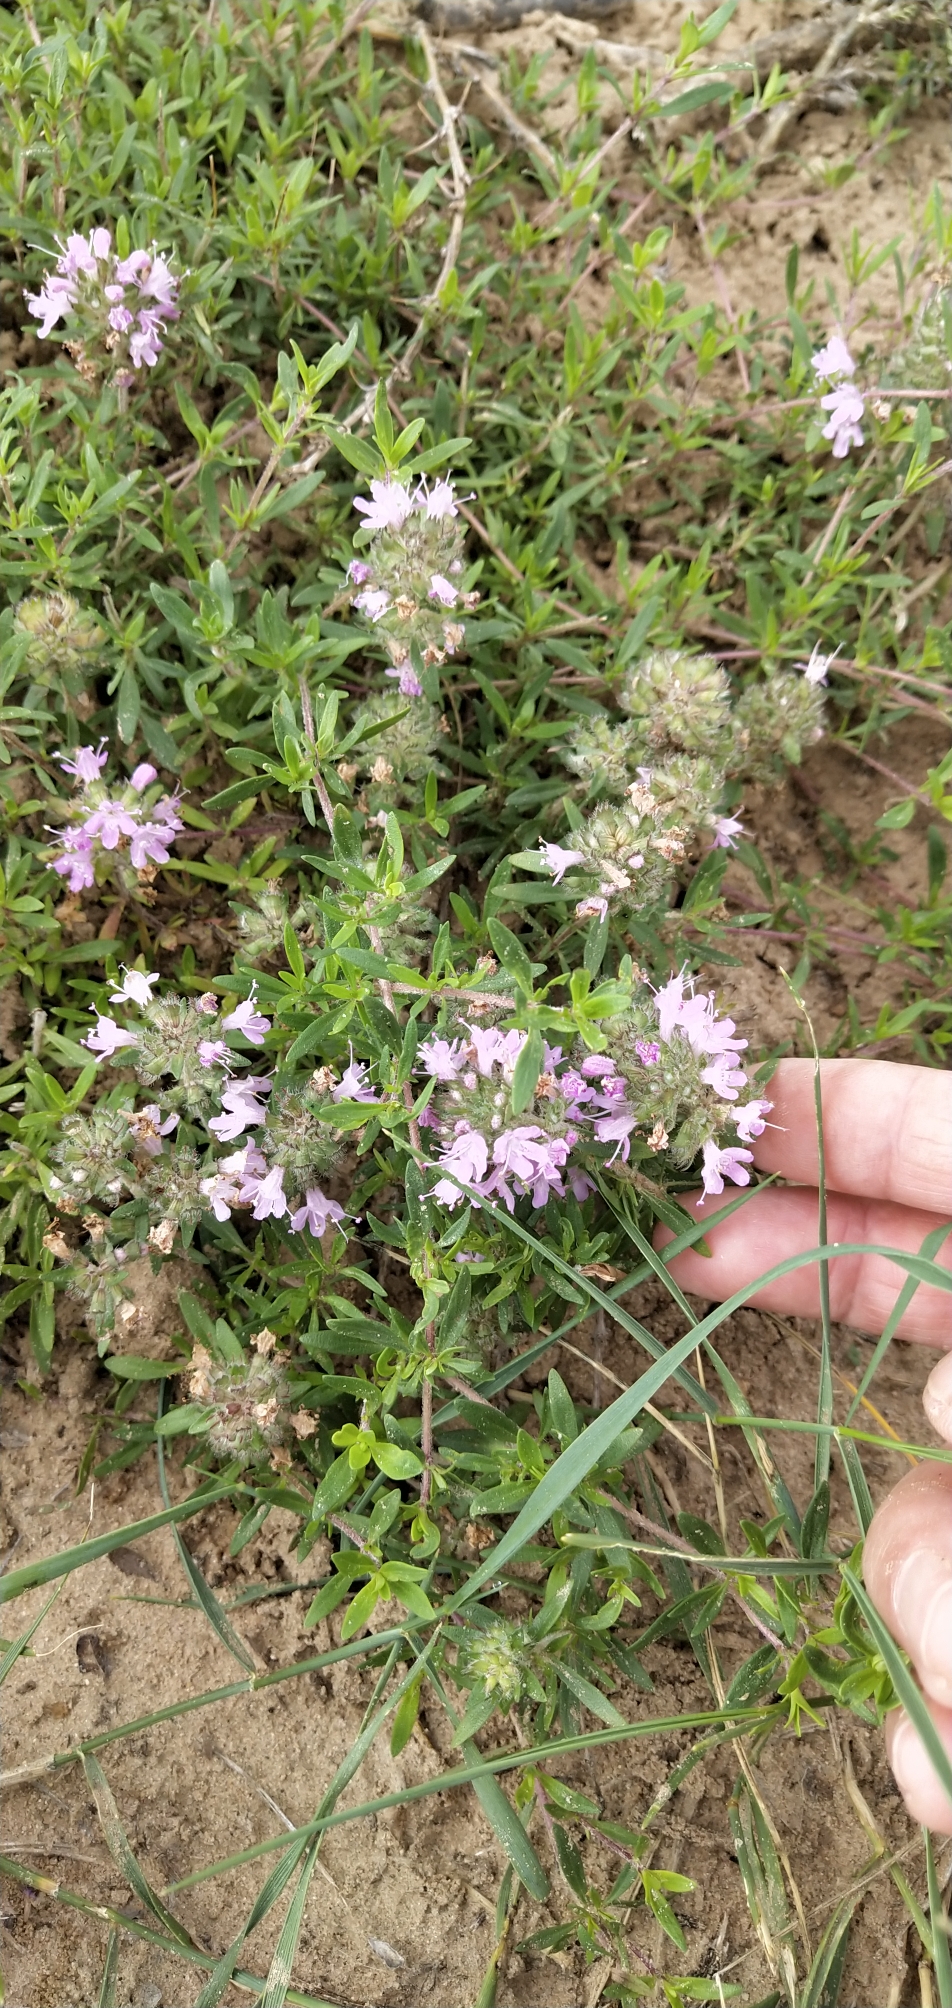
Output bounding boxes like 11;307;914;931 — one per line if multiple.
2;0;951;2002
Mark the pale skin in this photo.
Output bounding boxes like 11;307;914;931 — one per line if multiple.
655;1059;952;1828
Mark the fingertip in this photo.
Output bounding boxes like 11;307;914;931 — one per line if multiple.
887;1707;952;1833
923;1351;952;1447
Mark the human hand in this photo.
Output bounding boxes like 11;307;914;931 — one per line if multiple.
655;1057;952;1826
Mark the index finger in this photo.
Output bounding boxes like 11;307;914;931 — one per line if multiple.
753;1059;952;1214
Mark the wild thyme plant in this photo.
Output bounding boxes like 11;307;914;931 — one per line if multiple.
0;1;950;2002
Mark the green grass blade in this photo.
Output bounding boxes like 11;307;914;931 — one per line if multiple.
451;1236;951;1613
155;1423;256;1673
0;1484;238;1604
191;1836;311;2008
926;1827;952;2008
810;1041;834;1493
0;1580;64;1686
0;1852;339;2006
259;1841;322;2008
836;1433;875;1537
96;1929;120;2008
845;1222;952;1424
842;1566;952;1809
81;1751;198;1951
164;1704;777;1892
799;1894;857;2008
463;1746;549;1899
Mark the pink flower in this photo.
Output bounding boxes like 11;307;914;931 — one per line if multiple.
126;1104;178;1156
820;382;865;458
701;1055;748;1102
635;1040;660;1065
734;1097;773;1142
575;896;608;923
697;1140;754;1204
354;587;391;622
416;477;457;520
56;743;108;785
83;1015;138;1059
428;573;457;608
385;662;423;697
711;815;745;850
289;1187;346;1236
418;1036;466;1081
429;1127;490;1206
353;479;413;533
464;1025;524;1079
348;559;371;585
332;1047;377;1103
248;1165;287;1222
129;310;165;369
222;989;271;1045
83;799;139;850
208;1076;272;1142
129;762;158;792
138;253;179;311
109;967;160;1009
593;1110;637;1164
580;1055;617;1079
198;1039;230;1069
569;1167;596;1202
26;274;77;338
129;821;178;869
113;248;152;286
812;335;854;381
51;832;95;891
539;840;585;884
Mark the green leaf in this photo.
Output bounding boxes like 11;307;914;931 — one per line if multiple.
390;1673;423;1757
486;917;534;996
461;1741;549;1899
83;1751;197;1949
116;665;140;744
510;1027;543;1115
372;1441;423;1480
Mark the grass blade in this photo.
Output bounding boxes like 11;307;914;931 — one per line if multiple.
155;1397;257;1673
96;1929;120;2008
799;1894;857;2008
81;1751;198;1950
449;1236;952;1613
463;1746;549;1899
842;1566;952;1809
926;1827;952;2008
259;1841;322;2008
845;1221;952;1425
0;1484;237;1605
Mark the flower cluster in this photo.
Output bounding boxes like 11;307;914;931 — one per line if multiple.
13;592;103;696
557;646;828;871
52;974;352;1265
341;692;450;814
26;227;180;382
536;780;690;925
48;744;184;897
812;334;865;459
418;972;769;1209
185;1329;317;1469
348;474;479;694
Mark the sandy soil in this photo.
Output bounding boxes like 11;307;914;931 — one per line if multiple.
2;0;951;2002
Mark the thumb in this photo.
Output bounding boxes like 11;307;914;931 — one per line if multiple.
923;1351;952;1446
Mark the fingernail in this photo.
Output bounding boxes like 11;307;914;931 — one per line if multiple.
923;1352;952;1441
894;1549;952;1707
890;1713;952;1825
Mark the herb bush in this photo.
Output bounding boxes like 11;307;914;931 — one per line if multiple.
1;1;951;2002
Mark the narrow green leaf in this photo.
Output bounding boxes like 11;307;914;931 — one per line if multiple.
83;1750;197;1949
461;1742;549;1899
